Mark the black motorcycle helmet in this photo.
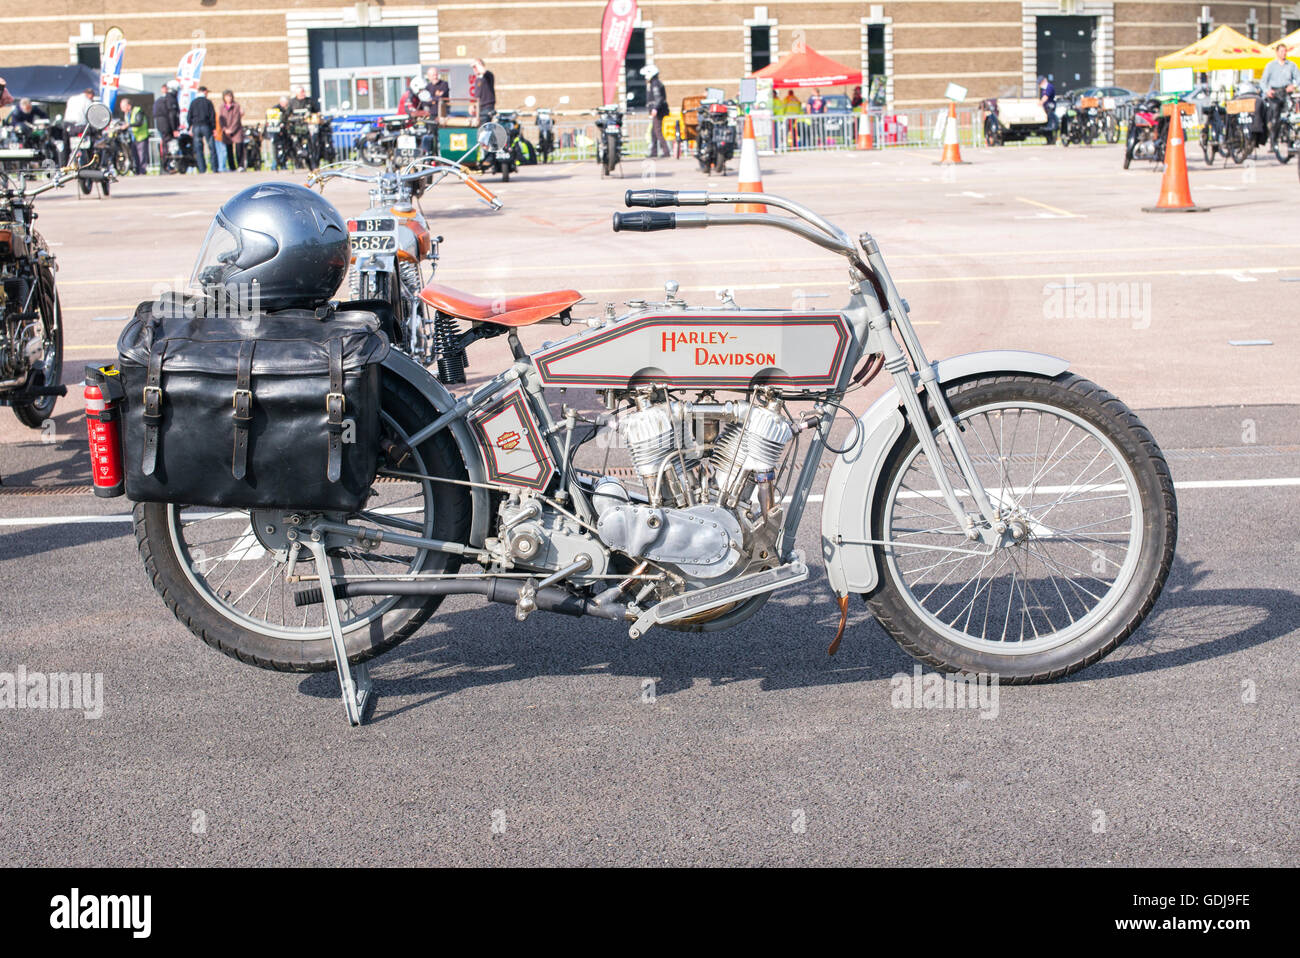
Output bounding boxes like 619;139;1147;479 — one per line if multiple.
190;182;349;311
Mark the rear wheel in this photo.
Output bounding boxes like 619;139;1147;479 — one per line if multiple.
134;373;472;672
604;133;619;175
864;373;1177;682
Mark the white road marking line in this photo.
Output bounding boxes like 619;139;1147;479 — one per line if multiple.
2;478;1296;529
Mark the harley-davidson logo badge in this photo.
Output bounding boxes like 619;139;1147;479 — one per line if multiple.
495;430;521;451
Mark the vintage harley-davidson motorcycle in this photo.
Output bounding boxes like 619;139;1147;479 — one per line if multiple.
124;187;1177;725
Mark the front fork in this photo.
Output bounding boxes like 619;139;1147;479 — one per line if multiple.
858;234;1003;547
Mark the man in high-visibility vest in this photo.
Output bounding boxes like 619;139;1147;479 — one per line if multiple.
121;97;150;175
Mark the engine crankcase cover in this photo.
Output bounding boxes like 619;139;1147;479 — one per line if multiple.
596;502;743;580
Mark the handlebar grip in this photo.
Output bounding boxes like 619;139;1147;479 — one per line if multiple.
611;211;677;233
463;174;501;209
624;189;678;208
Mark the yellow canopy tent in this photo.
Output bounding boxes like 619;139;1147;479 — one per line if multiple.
1154;25;1273;71
1275;28;1300;52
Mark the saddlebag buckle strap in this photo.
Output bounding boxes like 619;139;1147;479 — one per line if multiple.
231;339;255;480
140;336;166;476
325;338;344;483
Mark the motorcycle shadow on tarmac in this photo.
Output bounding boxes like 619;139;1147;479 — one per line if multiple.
295;555;1293;720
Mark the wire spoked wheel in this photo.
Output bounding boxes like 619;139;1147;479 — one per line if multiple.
866;374;1177;682
135;376;470;672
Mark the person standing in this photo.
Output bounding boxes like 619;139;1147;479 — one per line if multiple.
152;82;179;143
1262;43;1300;147
473;58;496;120
187;86;218;173
642;64;670;159
807;88;826;114
289;86;317;113
425;67;450;120
1038;75;1057;144
121;97;150;174
62;86;93;156
219;90;245;171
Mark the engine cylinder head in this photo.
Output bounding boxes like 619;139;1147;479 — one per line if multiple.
620;402;691;479
712;403;793;495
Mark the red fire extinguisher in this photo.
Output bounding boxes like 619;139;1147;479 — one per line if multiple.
84;364;126;498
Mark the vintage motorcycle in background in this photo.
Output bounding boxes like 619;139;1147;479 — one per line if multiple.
695;99;738;174
2;103;112;427
310;156;501;369
594;105;623;176
0;118;63;171
1124;96;1170;168
114;181;1178;726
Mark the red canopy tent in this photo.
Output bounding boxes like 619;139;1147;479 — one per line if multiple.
751;46;862;88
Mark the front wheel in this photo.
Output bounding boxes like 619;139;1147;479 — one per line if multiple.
11;266;62;429
1123;128;1136;168
133;373;472;672
864;373;1177;682
1274;124;1293;163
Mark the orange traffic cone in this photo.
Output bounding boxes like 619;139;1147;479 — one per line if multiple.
855;110;874;150
735;114;766;213
937;102;967;164
1142;105;1206;213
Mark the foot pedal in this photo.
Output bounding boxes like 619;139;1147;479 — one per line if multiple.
628;552;808;639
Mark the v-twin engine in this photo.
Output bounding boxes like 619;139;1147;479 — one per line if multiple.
593;390;797;581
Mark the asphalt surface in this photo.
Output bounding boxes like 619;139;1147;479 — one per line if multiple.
0;144;1297;866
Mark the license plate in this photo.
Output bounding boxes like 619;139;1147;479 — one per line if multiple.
606;124;621;132
350;217;394;233
351;233;396;252
397;134;417;151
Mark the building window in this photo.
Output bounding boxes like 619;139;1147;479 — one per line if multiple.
76;42;101;70
308;26;420;110
750;25;772;71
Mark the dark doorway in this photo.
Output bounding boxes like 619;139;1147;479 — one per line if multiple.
866;23;886;103
750;25;771;72
624;27;647;109
1037;16;1095;90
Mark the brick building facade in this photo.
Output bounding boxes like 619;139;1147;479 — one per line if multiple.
0;1;1295;117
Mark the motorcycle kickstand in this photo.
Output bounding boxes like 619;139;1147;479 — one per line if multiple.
305;538;374;727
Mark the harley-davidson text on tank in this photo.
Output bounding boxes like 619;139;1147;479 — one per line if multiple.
533;312;853;389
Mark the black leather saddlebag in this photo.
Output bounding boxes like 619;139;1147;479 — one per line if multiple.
117;298;389;512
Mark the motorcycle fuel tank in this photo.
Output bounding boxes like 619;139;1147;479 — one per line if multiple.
532;310;853;390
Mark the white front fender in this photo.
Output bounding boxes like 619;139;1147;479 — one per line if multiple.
820;349;1070;596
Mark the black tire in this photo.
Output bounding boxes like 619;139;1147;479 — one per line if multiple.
604;133;619;175
1274;127;1292;163
1200;125;1215;165
11;266;62;429
863;372;1177;683
78;176;92;195
1123;128;1135;169
133;373;472;672
983;115;1002;147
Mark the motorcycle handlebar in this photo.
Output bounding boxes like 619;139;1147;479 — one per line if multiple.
624;189;707;208
611;211;676;232
462;173;502;210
